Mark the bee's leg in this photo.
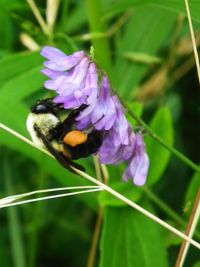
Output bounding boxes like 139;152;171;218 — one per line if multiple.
61;104;88;133
48;104;88;141
34;124;85;173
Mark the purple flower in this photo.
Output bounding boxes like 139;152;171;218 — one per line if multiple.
99;127;135;164
111;96;129;146
98;96;149;186
41;46;85;71
123;133;149;186
41;46;98;109
40;46;149;186
76;75;116;131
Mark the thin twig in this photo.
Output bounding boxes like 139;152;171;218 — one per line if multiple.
20;33;40;51
46;0;60;34
93;155;102;182
184;0;200;86
0;186;101;206
0;188;103;209
175;189;200;267
27;0;49;35
87;208;103;267
73;168;200;250
101;164;109;185
87;156;103;267
0;123;52;158
0;123;200;250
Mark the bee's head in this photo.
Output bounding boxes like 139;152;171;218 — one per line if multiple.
31;100;55;114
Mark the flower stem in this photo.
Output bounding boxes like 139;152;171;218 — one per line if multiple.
86;0;111;74
87;156;103;267
119;98;200;173
86;208;103;267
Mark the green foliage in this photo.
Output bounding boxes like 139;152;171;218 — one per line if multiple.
145;107;174;185
100;204;168;267
99;181;142;207
105;0;200;22
0;0;199;267
185;171;200;208
112;5;176;98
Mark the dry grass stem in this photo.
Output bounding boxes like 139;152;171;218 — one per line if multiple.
20;33;40;51
46;0;60;33
1;122;200;250
27;0;49;35
175;189;200;267
0;188;103;209
184;0;200;86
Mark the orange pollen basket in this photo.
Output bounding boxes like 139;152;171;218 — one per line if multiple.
63;130;88;147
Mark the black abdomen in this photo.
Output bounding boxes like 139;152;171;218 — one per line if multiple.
64;131;104;160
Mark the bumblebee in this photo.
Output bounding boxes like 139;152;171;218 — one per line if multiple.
26;98;103;173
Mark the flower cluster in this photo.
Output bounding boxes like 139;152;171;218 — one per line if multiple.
41;46;149;186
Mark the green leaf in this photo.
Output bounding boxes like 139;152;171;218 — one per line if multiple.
0;52;43;87
0;67;45;106
112;5;176;98
100;204;168;267
145;106;174;185
123;51;162;65
0;10;14;52
65;1;87;33
105;0;200;22
0;0;24;11
99;181;142;207
193;262;200;267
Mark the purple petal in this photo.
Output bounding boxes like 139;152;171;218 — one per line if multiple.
91;75;116;130
54;94;79;109
56;57;90;95
44;75;66;90
41;46;85;71
123;152;149;186
112;96;129;146
41;46;66;59
41;68;65;80
82;63;98;104
99;127;136;164
122;133;149;186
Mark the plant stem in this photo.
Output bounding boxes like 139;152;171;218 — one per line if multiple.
87;156;103;267
27;0;49;36
86;0;111;74
175;189;200;267
0;123;200;250
73;168;200;250
87;208;103;267
143;187;200;239
119;98;200;173
143;187;186;226
184;0;200;86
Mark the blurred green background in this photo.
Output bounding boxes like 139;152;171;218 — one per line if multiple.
0;0;200;266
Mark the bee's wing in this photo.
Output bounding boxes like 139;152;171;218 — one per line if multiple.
34;124;85;174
